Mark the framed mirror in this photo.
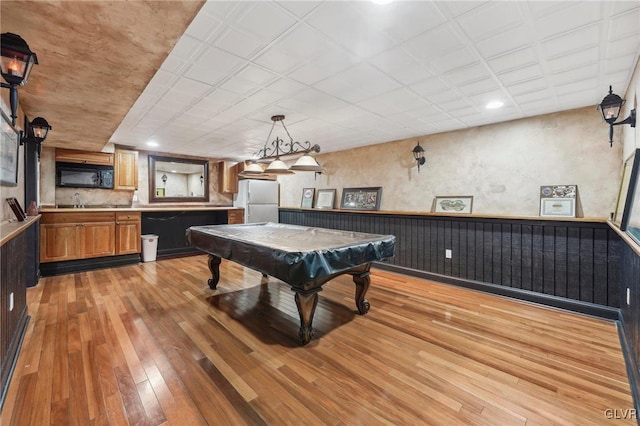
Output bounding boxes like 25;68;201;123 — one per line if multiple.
148;155;209;203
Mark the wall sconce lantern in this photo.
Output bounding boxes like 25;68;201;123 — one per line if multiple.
200;175;204;185
412;141;426;172
21;116;51;158
161;174;167;185
597;85;637;147
0;33;39;126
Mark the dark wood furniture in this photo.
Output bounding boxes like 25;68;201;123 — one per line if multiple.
186;222;396;344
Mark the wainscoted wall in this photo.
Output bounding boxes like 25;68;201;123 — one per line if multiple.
621;240;640;388
280;209;620;314
278;106;621;219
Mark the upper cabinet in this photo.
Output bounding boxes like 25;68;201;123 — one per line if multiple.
218;161;239;193
114;148;138;190
55;148;114;166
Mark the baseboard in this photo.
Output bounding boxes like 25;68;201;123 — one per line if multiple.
0;310;29;412
373;262;619;320
40;254;141;276
617;313;640;419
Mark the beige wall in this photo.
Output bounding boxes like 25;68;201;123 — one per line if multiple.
279;106;621;218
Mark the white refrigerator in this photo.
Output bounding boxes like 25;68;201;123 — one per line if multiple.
233;179;279;223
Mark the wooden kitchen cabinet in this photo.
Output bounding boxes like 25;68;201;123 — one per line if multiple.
114;148;138;190
218;160;239;193
40;212;116;262
55;148;114;166
115;212;141;254
227;209;244;224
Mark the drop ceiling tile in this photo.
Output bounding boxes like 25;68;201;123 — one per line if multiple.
287;49;358;85
276;1;322;18
254;48;300;74
431;48;481;75
554;77;598;96
313;63;401;103
455;2;524;41
475;26;533;58
497;64;544;86
214;27;269;59
513;89;554;105
611;1;640;15
410;77;453;98
456;78;501;97
506;77;548;96
275;24;335;61
185;47;245;85
442;63;491;86
550;63;598;86
234;2;297;40
403;24;465;62
368;48;432;85
534;2;601;40
265;78;307;96
486;47;538;74
374;88;430;113
540;24;601;58
438;98;474;112
353;1;447;43
185;10;223;42
220;77;260;96
606;35;640;58
171;35;206;61
171;77;212;97
609;8;640;40
547;46;599;73
604;54;638;74
357;97;402;116
249;88;287;105
440;1;489;18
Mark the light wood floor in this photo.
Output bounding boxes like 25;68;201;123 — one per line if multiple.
1;255;635;425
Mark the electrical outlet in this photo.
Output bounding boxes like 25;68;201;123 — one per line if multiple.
445;249;452;259
627;288;631;305
9;292;14;311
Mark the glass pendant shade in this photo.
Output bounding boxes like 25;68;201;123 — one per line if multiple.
241;162;264;175
265;158;293;174
289;154;323;172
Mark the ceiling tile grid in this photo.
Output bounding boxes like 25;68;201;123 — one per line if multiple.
106;0;640;161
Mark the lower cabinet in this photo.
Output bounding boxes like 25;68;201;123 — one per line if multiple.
116;212;141;254
40;212;137;263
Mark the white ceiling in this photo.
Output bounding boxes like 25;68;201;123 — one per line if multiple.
110;0;640;161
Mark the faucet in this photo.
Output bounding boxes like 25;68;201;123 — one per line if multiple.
74;193;83;208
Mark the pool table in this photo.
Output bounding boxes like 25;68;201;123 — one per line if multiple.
186;222;396;344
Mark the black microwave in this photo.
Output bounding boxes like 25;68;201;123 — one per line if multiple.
55;162;114;189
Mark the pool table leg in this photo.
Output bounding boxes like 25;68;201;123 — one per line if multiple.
351;265;372;315
294;289;320;345
207;254;221;289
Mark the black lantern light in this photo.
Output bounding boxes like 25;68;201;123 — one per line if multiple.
161;174;167;185
412;141;426;172
597;86;636;147
0;33;38;126
200;175;204;185
21;116;52;158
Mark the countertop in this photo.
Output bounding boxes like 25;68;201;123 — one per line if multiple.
1;215;40;246
39;205;242;213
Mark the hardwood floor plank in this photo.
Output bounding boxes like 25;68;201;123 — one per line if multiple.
2;256;635;425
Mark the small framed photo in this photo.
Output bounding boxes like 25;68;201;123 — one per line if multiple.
340;187;382;211
315;189;336;209
156;188;165;197
301;188;315;208
0;109;20;187
540;198;576;217
433;196;473;214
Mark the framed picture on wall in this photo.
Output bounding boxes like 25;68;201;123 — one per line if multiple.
315;189;336;209
614;152;636;225
301;188;315;208
621;150;640;241
340;187;382;211
0;109;20;187
540;198;576;217
433;196;473;214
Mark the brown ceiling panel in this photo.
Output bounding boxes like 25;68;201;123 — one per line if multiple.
0;0;204;151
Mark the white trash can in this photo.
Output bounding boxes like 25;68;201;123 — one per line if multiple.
141;234;159;262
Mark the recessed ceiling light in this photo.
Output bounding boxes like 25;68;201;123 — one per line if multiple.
486;101;504;110
146;141;159;147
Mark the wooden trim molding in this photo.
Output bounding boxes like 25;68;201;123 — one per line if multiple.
0;215;40;247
